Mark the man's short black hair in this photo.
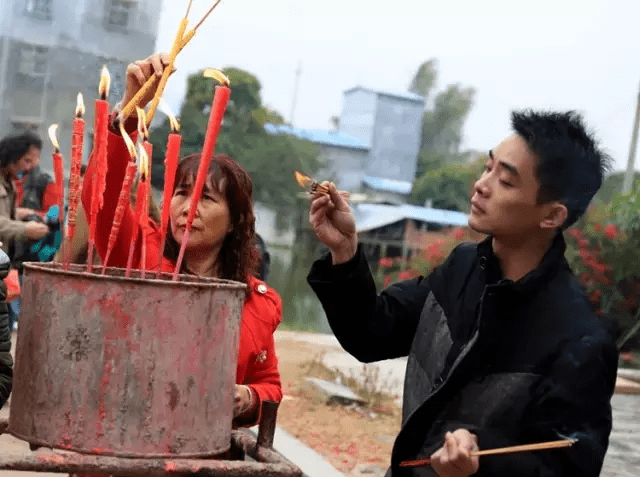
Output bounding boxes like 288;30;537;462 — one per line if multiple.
0;131;43;166
511;110;611;228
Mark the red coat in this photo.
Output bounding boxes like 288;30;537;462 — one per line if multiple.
81;127;282;426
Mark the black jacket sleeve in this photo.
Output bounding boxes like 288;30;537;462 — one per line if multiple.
307;244;431;362
0;258;13;409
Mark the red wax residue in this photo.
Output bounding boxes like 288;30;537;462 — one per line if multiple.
165;461;178;472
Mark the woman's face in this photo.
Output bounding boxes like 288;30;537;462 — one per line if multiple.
170;174;232;253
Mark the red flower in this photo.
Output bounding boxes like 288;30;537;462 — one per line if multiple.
578;239;589;248
589;261;609;274
604;224;619;240
593;224;603;232
379;257;393;268
383;275;391;288
453;227;466;240
568;229;584;239
589;289;602;302
398;270;414;281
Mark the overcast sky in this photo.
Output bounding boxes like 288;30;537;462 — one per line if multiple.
155;0;640;173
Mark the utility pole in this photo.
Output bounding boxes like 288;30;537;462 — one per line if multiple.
622;82;640;194
289;61;302;126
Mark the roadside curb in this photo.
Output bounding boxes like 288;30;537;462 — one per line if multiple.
250;425;345;477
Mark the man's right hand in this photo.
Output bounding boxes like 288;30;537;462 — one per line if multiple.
309;182;358;264
118;53;172;114
24;221;49;241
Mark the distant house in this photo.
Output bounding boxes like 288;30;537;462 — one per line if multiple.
0;0;163;173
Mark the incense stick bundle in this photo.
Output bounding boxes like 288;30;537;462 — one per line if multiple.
399;439;576;468
120;0;223;120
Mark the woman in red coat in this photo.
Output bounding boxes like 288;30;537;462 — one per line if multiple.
80;54;282;429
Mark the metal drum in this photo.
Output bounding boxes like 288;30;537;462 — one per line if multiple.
9;262;246;458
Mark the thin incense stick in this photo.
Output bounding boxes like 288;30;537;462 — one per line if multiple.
399;439;576;468
121;0;223;119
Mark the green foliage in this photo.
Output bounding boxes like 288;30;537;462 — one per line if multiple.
593;172;640;205
148;66;320;227
412;157;485;211
408;60;477;210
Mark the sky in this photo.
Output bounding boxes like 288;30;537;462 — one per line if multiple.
155;0;640;173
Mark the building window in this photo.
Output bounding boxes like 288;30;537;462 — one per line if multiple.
105;0;136;30
18;45;49;77
25;0;53;20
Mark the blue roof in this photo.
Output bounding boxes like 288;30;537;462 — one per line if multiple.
344;86;425;104
362;176;413;195
353;203;468;232
264;123;370;150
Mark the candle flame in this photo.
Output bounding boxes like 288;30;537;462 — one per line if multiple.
75;93;85;117
294;170;313;189
138;143;150;180
203;69;230;87
158;98;180;132
98;65;111;98
136;106;150;139
119;122;137;160
48;124;60;151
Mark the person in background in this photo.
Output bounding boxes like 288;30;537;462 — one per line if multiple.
12;130;59;221
0;247;13;409
307;111;618;477
255;233;271;281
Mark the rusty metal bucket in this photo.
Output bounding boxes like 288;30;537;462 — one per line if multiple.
9;262;246;458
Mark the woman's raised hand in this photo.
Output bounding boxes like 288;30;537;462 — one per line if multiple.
309;182;358;264
119;53;172;113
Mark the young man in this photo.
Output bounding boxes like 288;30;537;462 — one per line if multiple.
307;111;618;477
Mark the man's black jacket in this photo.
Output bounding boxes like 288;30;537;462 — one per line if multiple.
0;248;13;409
308;234;618;477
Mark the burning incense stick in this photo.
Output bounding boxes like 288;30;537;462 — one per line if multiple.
294;171;350;199
399;439;576;468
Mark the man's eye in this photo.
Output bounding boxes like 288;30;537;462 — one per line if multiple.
499;180;512;187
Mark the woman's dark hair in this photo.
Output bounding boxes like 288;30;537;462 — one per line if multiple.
511;110;612;228
0;131;42;166
163;154;259;289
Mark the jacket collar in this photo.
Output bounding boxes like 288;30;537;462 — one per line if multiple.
477;232;567;294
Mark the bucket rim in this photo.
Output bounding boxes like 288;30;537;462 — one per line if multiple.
22;262;247;290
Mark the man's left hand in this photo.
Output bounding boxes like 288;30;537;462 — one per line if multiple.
430;429;480;477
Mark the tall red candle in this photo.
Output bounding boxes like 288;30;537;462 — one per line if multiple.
103;124;137;274
64;93;86;270
125;144;149;278
157;116;182;275
47;125;64;224
173;70;230;279
87;65;110;273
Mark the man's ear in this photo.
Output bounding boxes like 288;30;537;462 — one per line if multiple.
540;202;568;230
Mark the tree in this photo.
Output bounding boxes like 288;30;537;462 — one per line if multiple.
408;60;477;209
411;157;485;211
149;67;319;229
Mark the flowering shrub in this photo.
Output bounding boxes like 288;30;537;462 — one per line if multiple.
377;227;481;288
565;189;640;352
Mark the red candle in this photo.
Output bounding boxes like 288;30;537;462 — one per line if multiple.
157;117;182;275
64;93;86;269
125;144;149;278
102;124;137;274
47;125;65;224
173;70;230;279
87;66;110;273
